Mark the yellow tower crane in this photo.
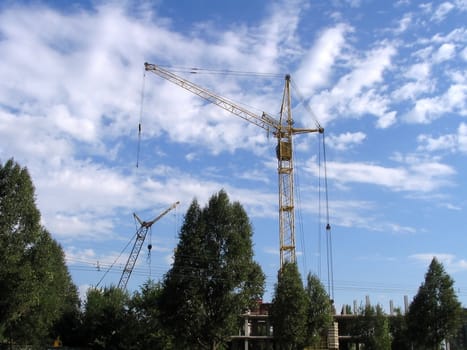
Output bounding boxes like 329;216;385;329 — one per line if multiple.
144;63;323;267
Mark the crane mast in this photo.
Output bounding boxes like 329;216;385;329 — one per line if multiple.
144;63;322;267
118;201;179;289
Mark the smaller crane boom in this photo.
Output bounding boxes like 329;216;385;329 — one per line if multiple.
118;201;179;289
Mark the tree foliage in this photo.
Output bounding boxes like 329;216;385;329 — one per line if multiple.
407;257;462;349
0;158;79;347
334;302;391;350
129;280;173;349
158;190;265;349
81;286;134;350
304;273;333;347
389;308;410;350
270;262;308;350
372;305;391;350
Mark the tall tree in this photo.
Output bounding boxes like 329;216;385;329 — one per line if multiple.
0;159;41;343
0;158;79;347
269;262;308;350
81;286;133;350
407;257;462;349
20;228;80;345
389;308;410;350
129;280;173;350
158;190;265;350
349;303;392;350
304;273;333;347
372;305;391;350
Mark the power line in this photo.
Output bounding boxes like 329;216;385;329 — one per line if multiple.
67;257;467;299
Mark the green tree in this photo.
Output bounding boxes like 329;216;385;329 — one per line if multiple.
129;280;173;349
304;273;333;347
82;286;133;350
0;158;79;347
351;304;391;350
449;308;467;350
407;257;462;350
389;307;410;350
158;190;265;350
372;305;391;350
22;229;80;346
270;262;308;350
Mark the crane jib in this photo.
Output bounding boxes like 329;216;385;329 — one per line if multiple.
144;62;281;132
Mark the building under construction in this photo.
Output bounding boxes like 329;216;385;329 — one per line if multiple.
228;302;339;350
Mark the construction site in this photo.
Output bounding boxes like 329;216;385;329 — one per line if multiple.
2;2;467;349
88;62;467;350
91;62;337;349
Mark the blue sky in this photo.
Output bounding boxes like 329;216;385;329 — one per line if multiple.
1;0;466;312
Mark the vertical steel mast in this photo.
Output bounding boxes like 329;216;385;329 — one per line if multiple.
277;74;295;266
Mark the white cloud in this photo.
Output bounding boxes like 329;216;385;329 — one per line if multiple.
327;131;366;150
417;133;457;152
324;199;417;234
461;47;467;61
345;0;362;7
421;122;467;153
406;62;431;80
392;62;434;102
404;97;444;123
454;0;467;10
431;2;455;22
404;84;467;123
46;213;116;241
392;81;434;102
294;23;351;95
185;152;198;162
394;13;412;34
433;43;456;63
459;123;467;152
310;42;397;127
314;156;455;193
431;28;467;44
338;45;396;96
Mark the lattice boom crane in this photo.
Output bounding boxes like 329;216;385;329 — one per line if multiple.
144;63;322;267
118;201;179;289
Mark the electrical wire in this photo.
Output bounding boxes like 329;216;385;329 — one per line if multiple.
66;253;467;302
95;231;138;288
68;258;467;300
